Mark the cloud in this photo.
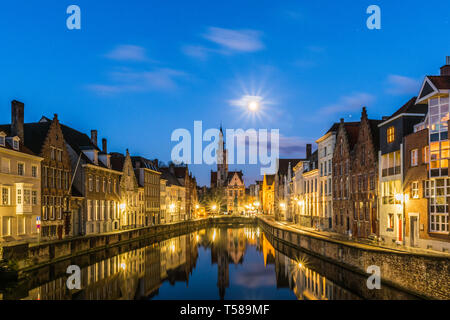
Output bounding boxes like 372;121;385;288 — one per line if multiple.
385;75;421;95
203;27;264;52
183;27;264;59
87;68;187;95
319;92;375;115
279;135;312;156
105;45;149;62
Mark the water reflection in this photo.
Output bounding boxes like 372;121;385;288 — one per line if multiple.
1;227;418;300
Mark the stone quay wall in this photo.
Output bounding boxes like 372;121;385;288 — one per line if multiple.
257;217;450;300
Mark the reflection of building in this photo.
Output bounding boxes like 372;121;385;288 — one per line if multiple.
210;228;248;299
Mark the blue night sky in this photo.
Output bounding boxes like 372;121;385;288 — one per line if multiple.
0;0;449;186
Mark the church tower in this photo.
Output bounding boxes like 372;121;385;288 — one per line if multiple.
217;125;228;188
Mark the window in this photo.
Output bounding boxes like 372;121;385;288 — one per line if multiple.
32;190;37;205
88;176;93;192
13;139;19;150
423;146;429;163
17;162;24;176
411;182;419;199
388;213;394;229
0;134;5;146
50;147;55;160
24;189;31;205
1;187;10;205
387;126;395;143
17;189;22;205
96;177;100;192
411;149;419;166
32;165;38;178
428;178;450;233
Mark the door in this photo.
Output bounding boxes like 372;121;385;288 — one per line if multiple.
410;216;418;247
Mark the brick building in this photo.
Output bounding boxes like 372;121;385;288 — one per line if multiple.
332;119;360;235
62;127;122;235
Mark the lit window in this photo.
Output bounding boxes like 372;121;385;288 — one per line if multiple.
388;213;394;229
387;127;395;143
422;146;429;163
411;182;419;199
411;149;419;166
1;187;10;205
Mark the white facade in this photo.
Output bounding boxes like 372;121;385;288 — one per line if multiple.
0;138;43;242
316;131;336;230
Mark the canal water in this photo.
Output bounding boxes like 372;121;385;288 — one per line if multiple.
0;227;420;300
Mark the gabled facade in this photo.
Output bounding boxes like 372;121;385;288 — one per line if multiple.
132;156;161;226
62;127;122;235
225;171;245;215
111;150;139;229
401;57;450;251
0;128;43;242
378;97;427;244
351;108;381;238
332;119;360;235
316;123;338;230
262;174;275;215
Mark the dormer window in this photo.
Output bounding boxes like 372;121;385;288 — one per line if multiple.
387;126;395;144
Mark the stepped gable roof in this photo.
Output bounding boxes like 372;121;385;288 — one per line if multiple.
342;121;360;150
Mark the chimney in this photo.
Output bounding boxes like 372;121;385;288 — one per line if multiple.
102;138;107;153
11;100;25;143
340;118;344;124
306;144;312;159
361;106;367;118
440;56;450;76
90;130;98;146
